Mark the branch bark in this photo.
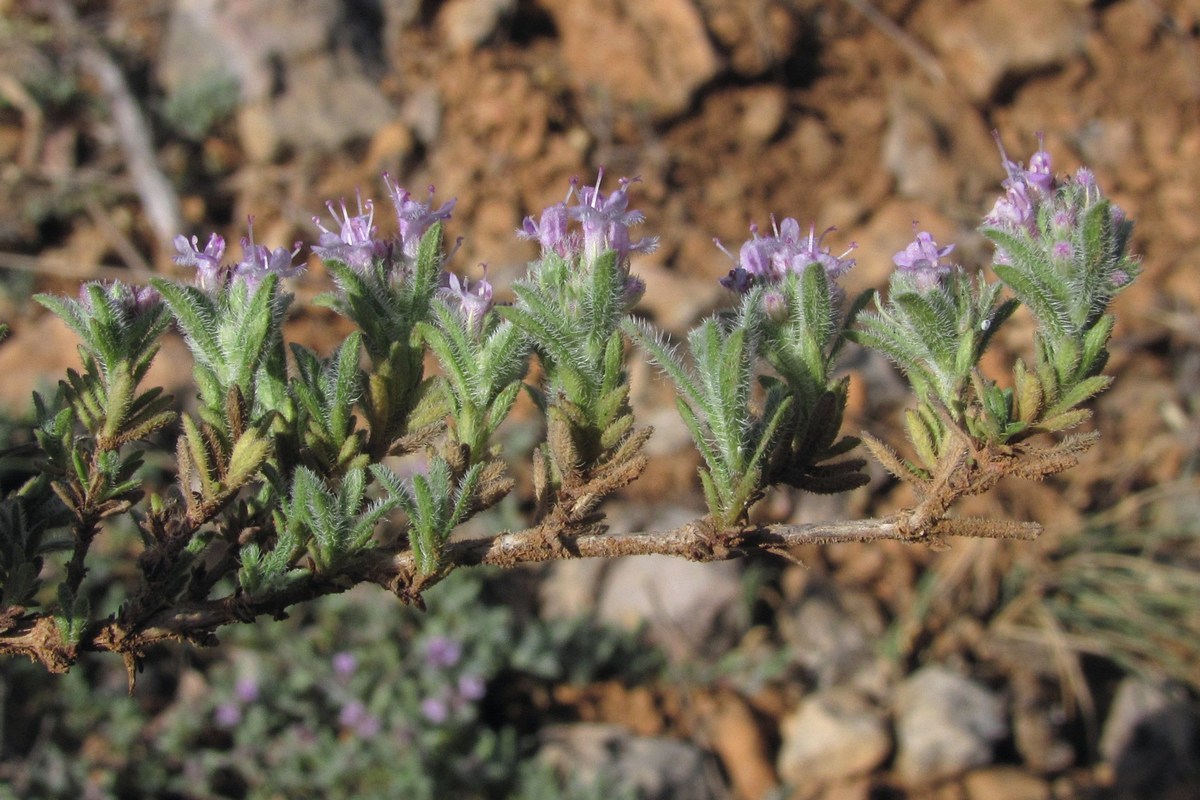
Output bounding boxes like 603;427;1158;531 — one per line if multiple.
0;511;1043;678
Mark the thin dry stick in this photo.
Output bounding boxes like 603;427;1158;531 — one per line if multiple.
841;0;948;85
45;0;183;255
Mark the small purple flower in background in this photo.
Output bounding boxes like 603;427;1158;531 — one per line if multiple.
423;635;463;668
893;228;956;292
338;699;382;738
439;267;494;332
173;232;226;291
214;702;242;728
331;651;358;679
234;676;260;704
312;192;388;272
456;674;486;702
384;175;456;258
420;696;450;724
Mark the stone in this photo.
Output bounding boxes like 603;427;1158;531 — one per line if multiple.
778;577;886;690
157;0;338;100
893;666;1007;786
963;767;1051;800
593;502;744;660
920;0;1089;102
538;723;718;800
437;0;516;51
776;688;891;789
1099;678;1200;799
268;56;396;153
739;86;789;146
541;0;720;121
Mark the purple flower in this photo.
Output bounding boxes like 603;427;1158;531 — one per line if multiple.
571;170;658;264
420;696;450;724
893;229;956;292
518;200;576;258
439;267;494;332
761;290;788;322
716;218;855;293
175;220;303;291
984;132;1059;261
778;220;857;279
231;217;304;289
384;175;456;258
338;699;382;737
234;676;260;703
312;192;388;272
457;674;486;702
353;713;381;738
996;131;1054;199
339;699;367;727
213;702;242;728
173;233;226;291
423;635;462;668
331;651;358;679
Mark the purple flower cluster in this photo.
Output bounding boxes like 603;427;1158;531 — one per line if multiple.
517;169;654;310
518;170;659;266
385;176;457;260
983;132;1055;252
892;228;957;292
717;217;857;294
419;673;488;725
338;699;382;738
984;132;1128;279
312;176;456;271
174;218;303;292
312;191;387;272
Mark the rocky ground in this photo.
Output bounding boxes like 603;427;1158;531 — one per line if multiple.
1;0;1198;798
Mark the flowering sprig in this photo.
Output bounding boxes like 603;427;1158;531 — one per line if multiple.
416;267;530;466
503;171;654;531
849;135;1138;543
313;181;454;459
630;219;865;527
980;136;1138;439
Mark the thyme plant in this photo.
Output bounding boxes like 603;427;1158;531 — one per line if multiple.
0;136;1138;679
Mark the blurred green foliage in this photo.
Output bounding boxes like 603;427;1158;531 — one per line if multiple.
0;567;660;799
